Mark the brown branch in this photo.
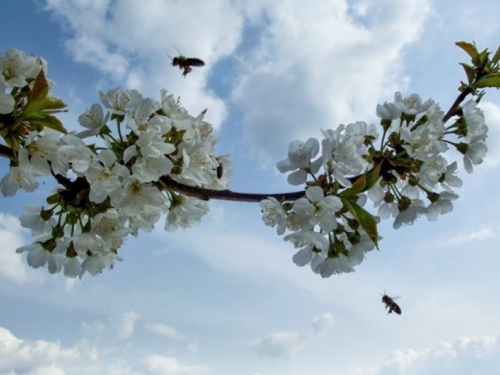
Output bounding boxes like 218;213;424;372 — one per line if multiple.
0;144;14;160
442;87;473;123
160;176;305;202
0;143;306;203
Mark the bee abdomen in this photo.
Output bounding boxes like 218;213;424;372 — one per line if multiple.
185;58;205;67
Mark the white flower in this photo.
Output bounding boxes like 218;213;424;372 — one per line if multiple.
400;122;447;162
260;197;287;235
0;74;15;114
24;130;66;175
393;199;428;229
315;254;355;277
376;101;401;120
393;92;434;115
367;185;398;219
321;123;374;187
293;187;342;232
63;257;81;278
161;90;191;120
77;103;109;138
99;88;131;116
277;138;322;185
119;177;168;217
0;166;38;196
463;100;487;138
119;177;168;234
92;210;129;250
71;232;105;256
292;246;315;267
17;241;50;269
176;147;216;187
349;233;376;264
0;48;47;86
463;135;487;174
131;154;173;183
80;252;122;277
58;134;94;174
127;96;161;129
418;155;448;189
86;150;129;205
165;196;209;231
19;205;55;236
426;191;458;221
439;162;462;192
134;125;175;158
284;231;329;253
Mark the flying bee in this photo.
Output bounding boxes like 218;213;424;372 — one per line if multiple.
168;54;205;77
381;292;402;315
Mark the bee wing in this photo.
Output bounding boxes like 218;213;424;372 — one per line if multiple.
174;46;183;56
392;296;402;300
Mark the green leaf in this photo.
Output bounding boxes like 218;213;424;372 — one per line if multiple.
456;41;478;60
23;112;67;133
28;69;49;102
340;163;382;198
491;44;500;65
341;172;367;198
475;76;500;88
25;96;67;115
459;62;476;85
341;197;379;248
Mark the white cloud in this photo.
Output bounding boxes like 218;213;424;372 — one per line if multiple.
447;225;497;245
146;323;185;340
378;335;500;375
187;343;199;353
0;325;211;375
249;313;334;358
118;311;139;340
141;355;210;375
480;101;500;170
42;0;243;128
81;320;106;337
0;212;42;284
232;0;432;167
0;326;95;375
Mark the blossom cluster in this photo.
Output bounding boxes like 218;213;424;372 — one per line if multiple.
0;49;231;278
261;92;487;277
0;46;492;279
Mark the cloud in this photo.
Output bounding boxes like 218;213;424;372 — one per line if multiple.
81;320;106;337
378;335;500;375
0;326;97;375
0;325;211;375
118;311;139;340
42;0;243;127
232;0;433;167
446;225;497;245
141;355;210;375
249;313;334;358
0;212;43;284
480;101;500;170
146;323;185;340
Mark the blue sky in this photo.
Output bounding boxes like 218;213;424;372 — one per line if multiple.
1;0;500;374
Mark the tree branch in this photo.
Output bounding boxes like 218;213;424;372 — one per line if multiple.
442;87;473;123
0;143;306;203
160;176;305;202
0;144;14;160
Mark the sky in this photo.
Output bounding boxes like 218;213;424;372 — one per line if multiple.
1;0;500;374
